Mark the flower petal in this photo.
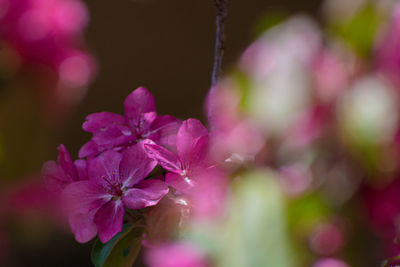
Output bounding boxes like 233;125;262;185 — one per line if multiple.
122;179;169;210
143;141;182;173
177;119;209;165
69;213;97;243
119;143;157;187
62;181;110;214
137;112;157;136
42;145;79;193
74;159;88;180
165;172;195;193
42;160;70;193
88;150;122;186
79;140;100;158
82;112;126;134
94;199;125;243
57;144;78;181
183;135;209;172
147;115;182;151
124;87;156;127
83;112;134;149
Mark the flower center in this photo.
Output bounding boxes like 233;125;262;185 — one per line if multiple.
101;175;123;197
180;170;194;187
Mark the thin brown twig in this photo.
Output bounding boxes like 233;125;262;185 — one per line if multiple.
211;0;228;86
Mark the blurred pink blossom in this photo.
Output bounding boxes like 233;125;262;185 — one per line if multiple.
376;3;400;88
206;81;264;165
363;178;400;257
238;17;321;135
313;258;349;267
0;0;96;113
1;179;57;217
312;49;349;103
0;0;89;63
188;169;227;220
0;176;67;263
240;16;321;81
146;242;208;267
279;163;311;196
309;222;345;256
284;105;330;149
363;178;400;238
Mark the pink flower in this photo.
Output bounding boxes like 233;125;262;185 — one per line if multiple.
144;119;210;193
145;242;208;267
79;87;181;158
42;144;87;193
63;143;169;243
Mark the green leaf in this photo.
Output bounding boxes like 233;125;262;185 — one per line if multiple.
91;223;143;267
330;4;384;57
287;194;330;230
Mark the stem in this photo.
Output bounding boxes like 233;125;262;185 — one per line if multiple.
211;0;228;85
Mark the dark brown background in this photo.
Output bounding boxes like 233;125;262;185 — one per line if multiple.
13;0;323;266
65;0;322;152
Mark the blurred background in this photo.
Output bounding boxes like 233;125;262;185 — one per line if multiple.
75;0;322;134
0;0;324;266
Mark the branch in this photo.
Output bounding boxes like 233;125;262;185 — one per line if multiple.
211;0;228;85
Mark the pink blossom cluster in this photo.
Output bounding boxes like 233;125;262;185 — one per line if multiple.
236;12;400;263
41;1;400;266
42;87;238;246
234;4;400;264
0;0;96;111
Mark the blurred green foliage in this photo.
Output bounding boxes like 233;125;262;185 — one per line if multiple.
329;4;384;57
216;170;295;267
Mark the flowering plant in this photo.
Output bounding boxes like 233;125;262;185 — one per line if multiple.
43;0;400;266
